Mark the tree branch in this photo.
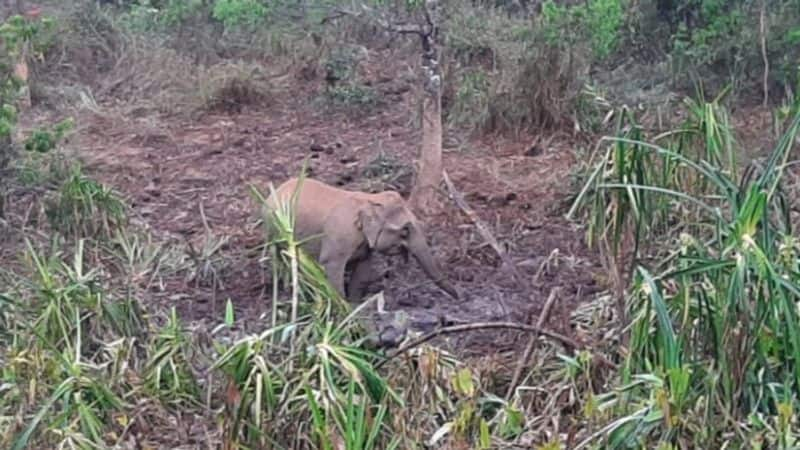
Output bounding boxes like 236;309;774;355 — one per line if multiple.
374;321;589;370
505;287;560;399
328;5;426;36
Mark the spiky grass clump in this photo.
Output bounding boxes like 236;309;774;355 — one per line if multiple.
46;165;127;240
570;95;800;447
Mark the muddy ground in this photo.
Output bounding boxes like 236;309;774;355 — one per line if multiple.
10;51;605;359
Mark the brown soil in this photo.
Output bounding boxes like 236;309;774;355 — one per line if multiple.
16;51;604;357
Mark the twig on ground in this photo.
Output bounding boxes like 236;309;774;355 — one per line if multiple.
533;248;560;286
375;320;586;369
505;287;560;399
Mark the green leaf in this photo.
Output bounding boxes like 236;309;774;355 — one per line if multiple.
479;419;491;449
499;405;524;439
224;298;234;326
452;368;475;397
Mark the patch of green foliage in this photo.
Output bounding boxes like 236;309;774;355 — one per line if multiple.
671;1;747;67
122;0;267;31
121;0;205;31
212;0;267;28
24;118;74;154
541;0;623;59
0;13;57;215
325;84;378;109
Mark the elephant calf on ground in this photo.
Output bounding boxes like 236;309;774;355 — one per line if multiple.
263;177;460;302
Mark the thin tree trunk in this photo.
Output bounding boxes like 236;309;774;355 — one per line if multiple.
0;133;10;218
760;0;769;108
410;0;443;213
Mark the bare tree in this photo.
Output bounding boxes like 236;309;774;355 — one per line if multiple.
335;1;445;212
408;0;443;212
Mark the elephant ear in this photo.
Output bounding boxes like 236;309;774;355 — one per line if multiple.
357;202;383;248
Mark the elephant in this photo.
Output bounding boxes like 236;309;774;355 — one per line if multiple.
263;177;459;302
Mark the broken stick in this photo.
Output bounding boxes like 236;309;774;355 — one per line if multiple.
442;170;525;288
374;320;582;369
505;286;560;399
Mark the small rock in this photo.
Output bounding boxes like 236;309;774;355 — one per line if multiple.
310;143;325;152
525;144;543;157
335;173;353;185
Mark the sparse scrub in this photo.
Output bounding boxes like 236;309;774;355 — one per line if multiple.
0;11;33;217
447;69;491;131
325;83;379;111
16;118;73;190
197;60;273;113
362;150;414;194
320;44;380;113
441;5;590;135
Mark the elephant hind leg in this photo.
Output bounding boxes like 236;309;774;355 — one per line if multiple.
347;256;382;301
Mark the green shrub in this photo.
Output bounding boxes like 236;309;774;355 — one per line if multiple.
212;0;267;28
325;84;378;110
24;118;73;154
46;166;128;239
541;0;623;59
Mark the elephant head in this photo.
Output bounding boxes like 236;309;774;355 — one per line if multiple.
356;192;460;300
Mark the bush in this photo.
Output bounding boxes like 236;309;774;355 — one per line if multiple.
541;0;624;60
197;61;273;113
212;0;267;28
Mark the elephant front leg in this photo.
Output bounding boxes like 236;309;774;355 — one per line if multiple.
347;255;381;301
320;257;348;299
319;240;354;300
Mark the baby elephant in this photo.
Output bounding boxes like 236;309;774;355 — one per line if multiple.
263;177;459;302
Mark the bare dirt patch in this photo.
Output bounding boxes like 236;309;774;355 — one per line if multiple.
41;55;603;357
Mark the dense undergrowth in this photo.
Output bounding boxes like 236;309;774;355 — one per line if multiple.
569;93;800;447
1;0;800;449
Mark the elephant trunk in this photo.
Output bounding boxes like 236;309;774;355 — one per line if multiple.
409;232;459;300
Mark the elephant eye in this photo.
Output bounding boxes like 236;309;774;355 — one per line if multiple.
400;224;411;238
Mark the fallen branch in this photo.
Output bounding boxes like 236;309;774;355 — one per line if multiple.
443;170;525;288
375;321;582;369
505;287;560;399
